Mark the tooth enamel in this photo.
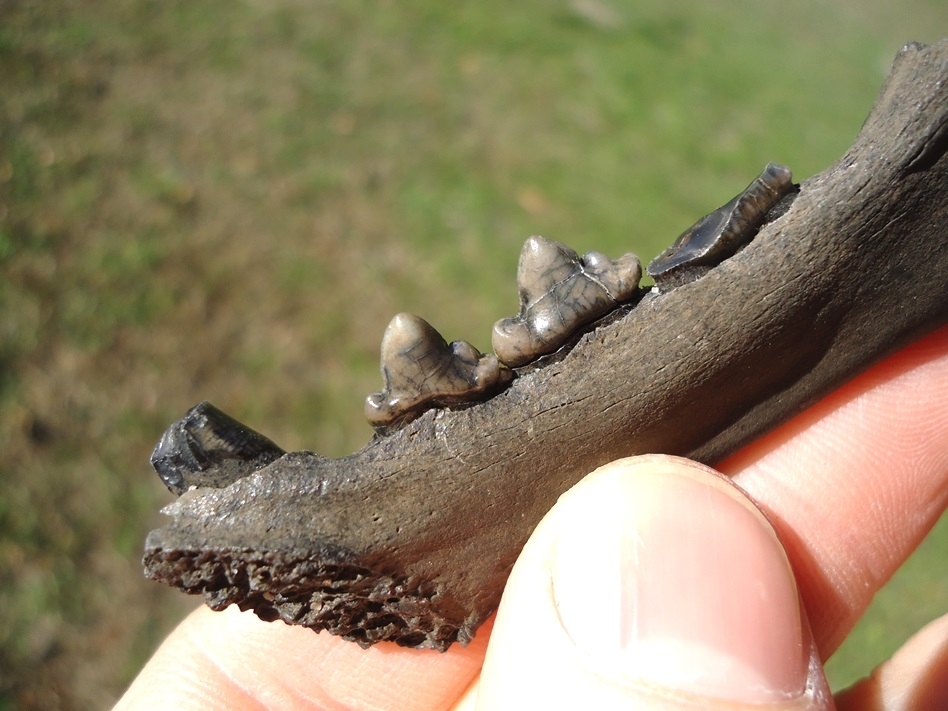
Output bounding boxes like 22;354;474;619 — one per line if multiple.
150;402;286;496
647;163;794;287
366;313;513;428
492;236;641;367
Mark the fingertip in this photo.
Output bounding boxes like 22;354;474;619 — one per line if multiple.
116;604;488;711
478;455;832;709
836;613;948;711
114;606;260;711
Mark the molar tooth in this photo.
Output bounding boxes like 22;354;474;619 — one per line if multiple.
492;236;642;367
366;313;513;428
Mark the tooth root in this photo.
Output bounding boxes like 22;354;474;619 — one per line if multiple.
647;163;794;285
366;313;513;428
492;236;642;367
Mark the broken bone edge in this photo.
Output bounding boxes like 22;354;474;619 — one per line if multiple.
142;541;481;651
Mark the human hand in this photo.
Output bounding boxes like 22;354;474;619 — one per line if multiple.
115;326;948;710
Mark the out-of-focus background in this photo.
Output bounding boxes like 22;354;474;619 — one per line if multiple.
1;2;946;708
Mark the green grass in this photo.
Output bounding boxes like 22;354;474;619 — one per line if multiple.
1;1;945;707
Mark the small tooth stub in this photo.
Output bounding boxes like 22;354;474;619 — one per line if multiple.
366;313;513;428
647;162;794;288
492;236;642;367
150;401;286;496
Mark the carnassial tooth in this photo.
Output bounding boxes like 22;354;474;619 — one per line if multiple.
366;313;513;428
492;236;641;367
647;163;795;288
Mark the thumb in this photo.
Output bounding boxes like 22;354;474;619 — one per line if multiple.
475;455;833;710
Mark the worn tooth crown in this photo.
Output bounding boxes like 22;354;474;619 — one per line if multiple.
150;401;286;496
366;313;513;427
647;162;794;285
492;236;642;367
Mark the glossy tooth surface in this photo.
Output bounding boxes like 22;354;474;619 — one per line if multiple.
366;313;513;428
493;236;641;367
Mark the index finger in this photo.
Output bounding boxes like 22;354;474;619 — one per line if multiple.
721;325;948;659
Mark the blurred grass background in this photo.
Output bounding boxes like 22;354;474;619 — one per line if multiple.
1;1;945;708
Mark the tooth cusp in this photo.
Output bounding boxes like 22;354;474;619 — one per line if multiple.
366;313;513;428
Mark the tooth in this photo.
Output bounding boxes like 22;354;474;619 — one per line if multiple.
648;163;794;287
150;401;286;496
492;236;642;367
366;313;513;428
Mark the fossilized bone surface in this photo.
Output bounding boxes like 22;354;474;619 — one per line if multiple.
143;40;948;651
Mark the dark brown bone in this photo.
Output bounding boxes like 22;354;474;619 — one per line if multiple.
143;40;948;651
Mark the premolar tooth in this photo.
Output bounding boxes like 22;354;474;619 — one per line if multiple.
492;236;642;367
366;313;513;428
647;162;794;286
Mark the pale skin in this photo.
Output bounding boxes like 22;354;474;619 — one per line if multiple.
116;325;948;711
